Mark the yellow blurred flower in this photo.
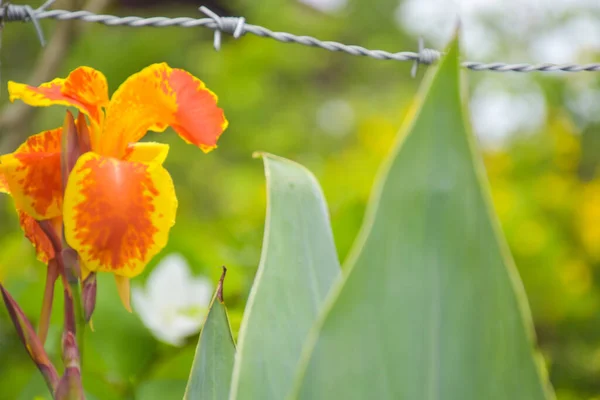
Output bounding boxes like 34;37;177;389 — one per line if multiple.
549;113;580;172
534;173;573;210
559;258;592;296
513;219;548;257
488;180;515;222
483;150;512;177
578;180;600;260
357;115;396;157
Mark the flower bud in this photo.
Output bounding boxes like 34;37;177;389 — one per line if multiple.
82;272;97;322
55;332;84;400
61;111;82;191
75;112;92;153
0;284;59;393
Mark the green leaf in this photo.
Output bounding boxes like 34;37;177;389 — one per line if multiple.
291;37;554;400
184;268;236;400
578;123;600;180
229;154;341;400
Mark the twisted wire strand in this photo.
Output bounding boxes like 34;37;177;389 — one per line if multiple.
2;5;599;73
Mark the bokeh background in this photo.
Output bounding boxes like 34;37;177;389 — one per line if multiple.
0;0;599;398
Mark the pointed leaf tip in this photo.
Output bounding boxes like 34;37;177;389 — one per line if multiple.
217;266;227;303
184;269;235;400
291;31;552;400
452;19;462;37
229;155;341;400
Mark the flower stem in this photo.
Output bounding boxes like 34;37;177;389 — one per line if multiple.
62;248;86;364
38;259;59;345
38;219;85;352
71;282;85;361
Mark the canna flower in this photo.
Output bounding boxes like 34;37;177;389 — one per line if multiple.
0;63;227;310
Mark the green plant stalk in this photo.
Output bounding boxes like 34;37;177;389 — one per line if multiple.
62;248;85;364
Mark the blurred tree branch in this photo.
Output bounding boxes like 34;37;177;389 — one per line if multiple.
121;0;229;14
0;0;113;153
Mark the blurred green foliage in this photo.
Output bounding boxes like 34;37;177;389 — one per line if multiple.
0;0;598;399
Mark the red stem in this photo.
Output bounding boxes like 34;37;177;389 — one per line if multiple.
38;259;59;345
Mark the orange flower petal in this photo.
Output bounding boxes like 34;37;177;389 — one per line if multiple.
0;129;63;219
99;63;227;157
18;211;62;263
123;142;169;165
63;152;177;277
8;67;108;124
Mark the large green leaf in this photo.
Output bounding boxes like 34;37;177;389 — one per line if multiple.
229;154;341;400
291;37;554;399
184;269;236;400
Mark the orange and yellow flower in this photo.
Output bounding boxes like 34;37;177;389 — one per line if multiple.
0;63;227;309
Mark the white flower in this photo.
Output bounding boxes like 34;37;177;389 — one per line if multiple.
470;77;546;148
395;0;600;61
317;99;355;138
132;253;213;346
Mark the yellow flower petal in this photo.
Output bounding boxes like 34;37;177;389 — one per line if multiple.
0;129;63;219
115;275;132;313
123;142;170;165
63;152;177;278
8;67;109;146
98;63;227;157
80;262;92;281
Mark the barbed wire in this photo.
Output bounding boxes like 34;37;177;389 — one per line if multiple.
1;1;600;75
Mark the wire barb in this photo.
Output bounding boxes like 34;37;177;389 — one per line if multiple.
0;0;54;46
1;3;598;74
199;6;245;51
411;38;442;78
